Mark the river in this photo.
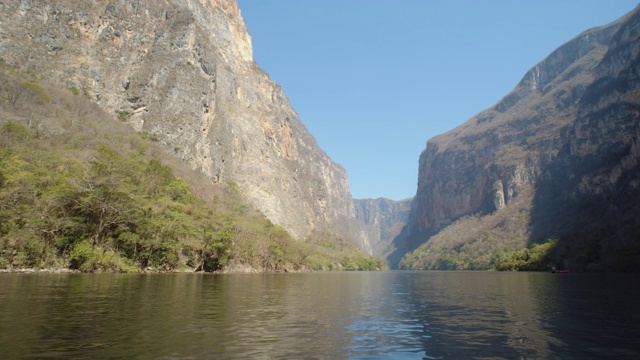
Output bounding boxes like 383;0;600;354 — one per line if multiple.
1;271;639;359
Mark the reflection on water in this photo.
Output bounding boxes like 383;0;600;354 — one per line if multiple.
0;272;639;359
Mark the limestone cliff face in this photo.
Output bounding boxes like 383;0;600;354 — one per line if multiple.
354;198;412;258
0;0;367;247
392;6;640;269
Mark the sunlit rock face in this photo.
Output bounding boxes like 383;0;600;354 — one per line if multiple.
0;0;369;248
391;6;640;269
354;198;412;259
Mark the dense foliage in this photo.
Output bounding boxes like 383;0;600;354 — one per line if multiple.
0;65;386;272
400;233;558;272
492;239;558;271
1;132;225;272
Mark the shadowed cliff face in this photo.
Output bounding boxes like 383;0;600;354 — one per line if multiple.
530;8;640;270
353;198;412;259
0;0;369;250
394;6;640;270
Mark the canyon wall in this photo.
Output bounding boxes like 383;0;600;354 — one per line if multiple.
0;0;370;251
393;6;640;270
354;198;412;258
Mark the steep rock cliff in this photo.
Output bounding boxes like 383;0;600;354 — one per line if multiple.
354;198;412;258
394;6;640;270
0;0;369;249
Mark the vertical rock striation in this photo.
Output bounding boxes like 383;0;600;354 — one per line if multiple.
0;0;369;249
394;6;640;270
353;198;412;259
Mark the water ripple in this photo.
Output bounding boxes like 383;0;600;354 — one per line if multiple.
1;272;640;359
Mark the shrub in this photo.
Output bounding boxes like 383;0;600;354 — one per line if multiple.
69;240;137;272
1;121;30;145
69;240;99;272
493;238;558;271
21;81;51;104
117;110;129;121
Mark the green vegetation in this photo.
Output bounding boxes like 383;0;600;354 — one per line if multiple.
493;238;558;271
302;236;387;271
141;131;159;142
0;65;385;273
398;192;558;272
1;127;233;272
117;110;129;121
400;231;558;272
397;189;559;272
400;195;533;270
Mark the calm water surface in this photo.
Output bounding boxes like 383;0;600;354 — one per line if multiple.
1;271;639;359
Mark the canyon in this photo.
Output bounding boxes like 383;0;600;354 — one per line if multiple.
0;0;370;252
2;1;638;271
396;5;640;270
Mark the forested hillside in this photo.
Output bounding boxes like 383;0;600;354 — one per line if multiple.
0;63;385;272
0;0;371;250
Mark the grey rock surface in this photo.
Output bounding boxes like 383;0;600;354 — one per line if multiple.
354;198;412;259
0;0;370;251
391;6;640;269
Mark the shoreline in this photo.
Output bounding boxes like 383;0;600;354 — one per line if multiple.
0;264;316;274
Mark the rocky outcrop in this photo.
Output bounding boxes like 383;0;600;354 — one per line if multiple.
0;0;369;248
393;5;640;270
354;198;412;258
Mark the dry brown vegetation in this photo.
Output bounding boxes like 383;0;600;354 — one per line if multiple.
400;190;535;270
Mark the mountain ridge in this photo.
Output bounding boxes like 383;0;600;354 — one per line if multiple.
395;5;640;270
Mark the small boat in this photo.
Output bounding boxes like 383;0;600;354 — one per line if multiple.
551;267;569;273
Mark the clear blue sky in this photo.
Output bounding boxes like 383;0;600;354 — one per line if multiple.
237;0;637;200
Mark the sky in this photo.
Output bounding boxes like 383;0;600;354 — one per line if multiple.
237;0;638;200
